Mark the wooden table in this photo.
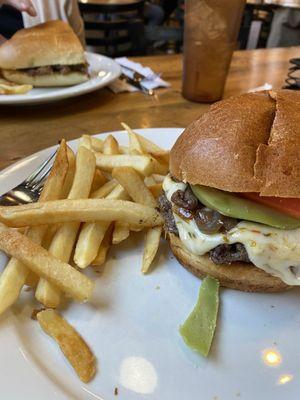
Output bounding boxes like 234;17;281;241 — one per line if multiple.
78;0;142;5
0;46;297;170
264;0;300;7
247;0;300;6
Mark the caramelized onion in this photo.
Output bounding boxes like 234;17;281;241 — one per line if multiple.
194;208;223;234
171;187;198;210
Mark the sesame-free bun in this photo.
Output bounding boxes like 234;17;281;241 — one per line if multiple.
0;20;85;69
169;233;290;292
2;69;88;87
170;90;300;198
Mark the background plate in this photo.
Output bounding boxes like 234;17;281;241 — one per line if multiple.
0;52;121;105
0;128;300;400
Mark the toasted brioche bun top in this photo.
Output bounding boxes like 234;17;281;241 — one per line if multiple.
0;20;85;69
170;89;300;198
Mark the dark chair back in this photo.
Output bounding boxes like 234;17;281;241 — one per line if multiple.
79;0;146;57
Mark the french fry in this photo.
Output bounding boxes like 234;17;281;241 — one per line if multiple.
103;135;119;155
112;222;130;244
121;122;168;157
35;145;96;308
91;223;114;266
119;145;129;154
25;271;39;288
129;224;144;232
0;199;163;227
141;226;162;274
90;136;104;152
67;147;96;200
152;174;166;183
150;157;169;175
91;244;108;267
79;135;92;150
112;167;156;207
37;309;96;383
121;123;144;155
74;185;129;269
144;176;156;186
62;146;76;199
74;221;109;269
0;224;94;302
35;223;80;307
91;179;117;199
91;169;107;193
39;144;69;202
155;152;170;165
96;184;129;201
0;141;69;315
41;224;60;250
95;154;153;176
26;146;75;289
0;78;32;94
112;166;163;272
122;123;170;166
148;183;163;199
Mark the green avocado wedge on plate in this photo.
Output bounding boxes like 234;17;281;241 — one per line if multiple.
191;185;300;230
180;277;219;357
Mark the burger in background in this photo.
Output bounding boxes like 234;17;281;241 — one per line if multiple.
0;20;88;87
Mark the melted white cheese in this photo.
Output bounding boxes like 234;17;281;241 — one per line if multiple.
163;175;300;285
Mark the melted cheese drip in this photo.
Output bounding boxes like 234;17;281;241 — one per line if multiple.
163;175;300;285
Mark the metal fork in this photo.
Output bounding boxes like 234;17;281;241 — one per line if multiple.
0;152;56;206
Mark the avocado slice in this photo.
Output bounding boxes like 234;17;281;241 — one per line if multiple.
191;185;300;230
179;277;219;357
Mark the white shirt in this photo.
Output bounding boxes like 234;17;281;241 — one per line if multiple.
22;0;85;45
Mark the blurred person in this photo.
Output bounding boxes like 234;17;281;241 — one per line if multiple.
267;6;300;48
144;1;164;26
144;0;179;25
0;0;84;45
0;0;35;16
0;0;35;40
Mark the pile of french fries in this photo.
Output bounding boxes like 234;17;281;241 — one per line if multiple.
0;77;32;94
0;123;168;383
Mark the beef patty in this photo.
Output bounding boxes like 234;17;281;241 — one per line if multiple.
19;63;88;76
158;189;250;265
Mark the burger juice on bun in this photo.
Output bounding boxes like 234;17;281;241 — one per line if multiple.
159;90;300;292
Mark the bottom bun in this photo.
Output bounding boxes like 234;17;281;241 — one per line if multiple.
169;233;291;292
2;69;88;87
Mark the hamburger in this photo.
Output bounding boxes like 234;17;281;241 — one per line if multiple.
0;20;88;87
160;89;300;292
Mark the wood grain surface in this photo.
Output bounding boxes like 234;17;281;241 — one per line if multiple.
0;47;297;170
247;0;300;7
78;0;142;5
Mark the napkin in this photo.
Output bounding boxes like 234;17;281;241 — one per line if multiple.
109;57;170;94
248;83;273;93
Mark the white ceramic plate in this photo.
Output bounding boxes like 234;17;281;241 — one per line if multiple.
0;52;121;105
0;128;300;400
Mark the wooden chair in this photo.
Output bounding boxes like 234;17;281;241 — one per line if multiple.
79;0;146;57
239;2;276;49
